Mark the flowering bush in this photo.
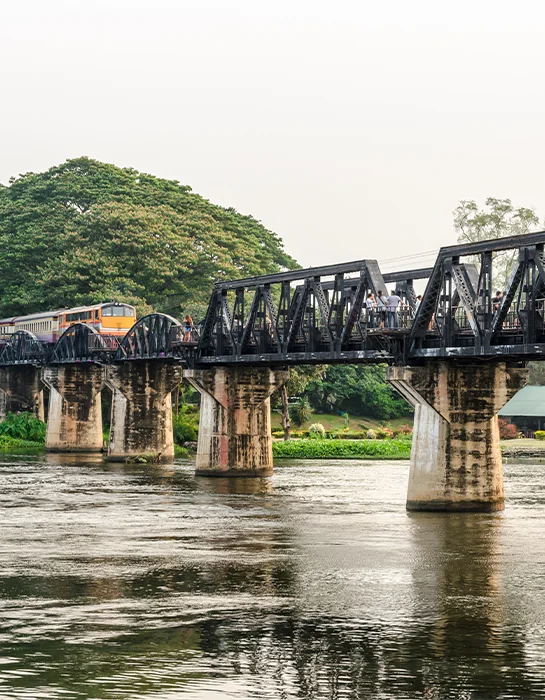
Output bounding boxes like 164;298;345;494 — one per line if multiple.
366;429;377;440
376;427;394;439
498;418;518;440
308;423;326;439
393;424;413;437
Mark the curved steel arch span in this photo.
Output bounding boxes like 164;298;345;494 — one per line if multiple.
0;330;46;365
114;313;184;361
51;323;117;364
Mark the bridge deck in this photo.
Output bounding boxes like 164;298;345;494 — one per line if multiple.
3;230;545;366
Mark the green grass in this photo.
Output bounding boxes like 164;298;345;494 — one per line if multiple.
271;411;412;433
272;438;411;460
0;435;44;454
501;438;545;450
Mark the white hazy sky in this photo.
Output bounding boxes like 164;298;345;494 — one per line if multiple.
1;0;544;270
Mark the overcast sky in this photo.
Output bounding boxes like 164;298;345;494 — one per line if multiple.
1;0;544;271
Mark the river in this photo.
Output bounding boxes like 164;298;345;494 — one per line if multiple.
0;455;545;699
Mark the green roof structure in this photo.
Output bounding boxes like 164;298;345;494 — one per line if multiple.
499;386;545;417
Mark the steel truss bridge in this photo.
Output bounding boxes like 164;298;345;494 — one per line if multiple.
2;231;545;367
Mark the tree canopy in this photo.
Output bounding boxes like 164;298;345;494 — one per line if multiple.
454;198;542;290
0;157;297;318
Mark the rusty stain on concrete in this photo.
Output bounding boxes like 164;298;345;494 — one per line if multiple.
106;362;183;463
43;365;105;453
387;362;528;512
186;366;288;477
0;366;44;421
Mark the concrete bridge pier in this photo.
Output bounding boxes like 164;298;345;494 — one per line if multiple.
0;366;44;421
43;365;104;452
106;362;184;463
387;362;528;512
186;366;289;477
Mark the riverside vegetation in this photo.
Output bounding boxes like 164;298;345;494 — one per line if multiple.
272;438;412;460
0;413;46;453
0;408;412;461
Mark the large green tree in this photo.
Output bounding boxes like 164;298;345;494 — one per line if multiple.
0;157;297;318
306;364;411;420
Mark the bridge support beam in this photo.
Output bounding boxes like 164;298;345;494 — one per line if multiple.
387;362;527;512
0;366;44;421
186;366;289;477
106;362;184;463
43;365;104;452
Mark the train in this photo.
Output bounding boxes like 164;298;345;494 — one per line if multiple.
0;302;137;344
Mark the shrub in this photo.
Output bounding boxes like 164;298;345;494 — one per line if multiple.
0;412;46;442
308;423;326;439
272;438;411;460
0;435;44;453
366;429;377;440
289;398;312;427
326;431;374;440
393;424;413;437
375;427;394;440
535;431;545;441
498;418;518;440
172;408;198;444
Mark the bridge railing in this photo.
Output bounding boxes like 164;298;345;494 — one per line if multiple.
170;326;200;346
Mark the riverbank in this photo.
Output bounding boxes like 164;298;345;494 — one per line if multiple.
501;438;545;462
272;438;411;460
0;436;44;454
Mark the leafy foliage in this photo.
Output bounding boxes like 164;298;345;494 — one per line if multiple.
0;435;44;453
535;431;545;441
0;157;297;318
308;423;326;439
454;198;541;290
272;438;411;459
0;412;46;442
306;364;411;420
289;397;313;427
528;362;545;386
498;418;518;440
172;407;198;444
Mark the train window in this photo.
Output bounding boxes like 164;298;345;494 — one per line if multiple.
102;305;134;317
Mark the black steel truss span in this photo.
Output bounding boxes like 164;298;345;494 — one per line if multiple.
197;259;418;365
407;231;545;361
197;230;545;365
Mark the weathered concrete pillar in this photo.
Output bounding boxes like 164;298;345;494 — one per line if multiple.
0;366;44;421
186;366;289;477
42;365;104;452
106;362;184;463
387;362;527;512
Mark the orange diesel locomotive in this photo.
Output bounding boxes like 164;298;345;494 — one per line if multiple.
0;303;136;344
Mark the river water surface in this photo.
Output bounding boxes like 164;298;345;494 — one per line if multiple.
1;455;545;699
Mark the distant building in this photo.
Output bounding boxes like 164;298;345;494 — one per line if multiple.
499;386;545;435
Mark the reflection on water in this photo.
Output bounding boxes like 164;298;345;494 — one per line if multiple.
0;456;544;698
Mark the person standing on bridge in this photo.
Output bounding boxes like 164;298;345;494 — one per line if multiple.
183;314;194;342
387;289;402;329
493;290;503;312
366;293;376;328
376;290;387;329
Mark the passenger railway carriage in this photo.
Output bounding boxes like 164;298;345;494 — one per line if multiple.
0;303;136;344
